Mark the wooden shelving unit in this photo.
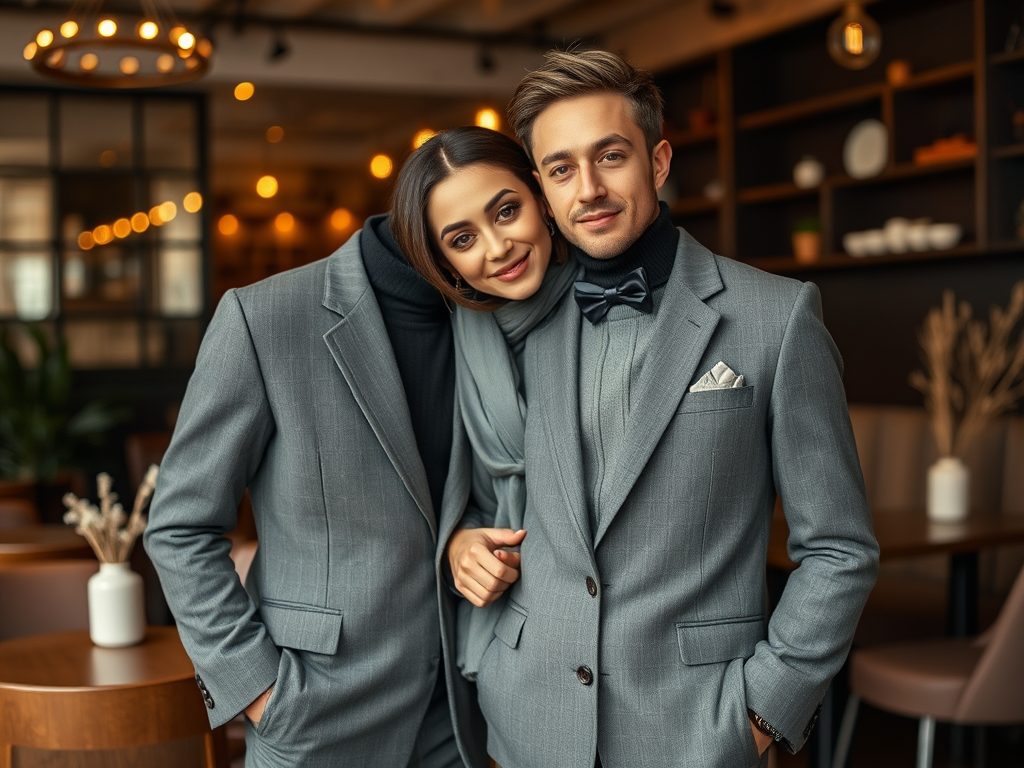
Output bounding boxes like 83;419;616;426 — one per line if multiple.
656;0;1024;271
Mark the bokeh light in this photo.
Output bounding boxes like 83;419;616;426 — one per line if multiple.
77;231;95;250
113;218;131;238
97;19;117;37
330;208;353;231
266;126;284;143
93;225;113;245
234;82;255;101
275;212;295;233
413;129;436;149
218;214;239;236
131;212;150;232
36;30;54;47
475;108;500;130
60;21;79;38
370;154;393;179
256;175;278;198
183;192;202;213
138;21;158;40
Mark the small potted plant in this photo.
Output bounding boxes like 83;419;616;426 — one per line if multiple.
792;217;822;264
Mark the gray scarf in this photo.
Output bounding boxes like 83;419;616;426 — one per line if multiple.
451;255;576;677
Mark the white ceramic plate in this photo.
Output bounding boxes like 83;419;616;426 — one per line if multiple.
843;119;888;179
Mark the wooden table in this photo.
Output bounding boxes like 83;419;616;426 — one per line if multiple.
0;627;227;768
0;525;93;564
768;507;1024;635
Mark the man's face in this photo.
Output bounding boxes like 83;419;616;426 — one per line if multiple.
529;92;672;260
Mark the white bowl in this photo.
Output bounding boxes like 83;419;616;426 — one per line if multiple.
883;217;910;253
927;223;963;250
843;231;868;256
905;218;932;251
861;228;887;255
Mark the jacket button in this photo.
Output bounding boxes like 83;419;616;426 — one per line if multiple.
204;695;215;709
586;577;598;597
576;666;593;686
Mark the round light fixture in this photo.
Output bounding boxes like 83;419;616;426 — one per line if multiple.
475;108;500;131
256;175;278;198
77;231;95;250
36;30;54;47
330;208;353;231
218;214;239;236
138;21;159;40
131;212;150;232
120;56;140;75
275;212;295;233
158;201;177;222
93;224;113;244
80;52;99;71
235;82;255;101
149;205;164;226
266;125;284;143
827;2;881;70
183;192;203;213
23;43;38;61
370;154;393;179
60;21;79;38
413;129;436;149
98;19;117;37
113;218;132;238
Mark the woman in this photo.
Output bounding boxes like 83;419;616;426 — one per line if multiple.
391;126;576;679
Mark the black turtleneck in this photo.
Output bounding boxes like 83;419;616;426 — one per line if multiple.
574;201;679;290
360;214;454;520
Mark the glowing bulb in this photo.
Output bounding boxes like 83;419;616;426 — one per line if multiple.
139;21;158;40
845;23;864;55
256;175;278;198
47;49;65;68
234;82;255;101
60;21;79;38
159;201;177;222
266;125;284;143
197;38;213;57
97;19;117;37
93;225;113;245
475;108;500;130
178;31;195;50
168;26;186;45
36;30;54;47
185;57;199;69
370;154;393;179
183;192;203;213
827;2;880;70
77;231;95;250
156;54;174;73
149;206;164;226
131;212;149;232
330;208;353;231
120;56;140;75
413;129;436;149
80;53;98;72
23;43;37;61
275;212;294;233
113;218;132;238
218;214;239;236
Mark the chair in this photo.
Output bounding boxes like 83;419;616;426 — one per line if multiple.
832;563;1024;768
0;559;98;641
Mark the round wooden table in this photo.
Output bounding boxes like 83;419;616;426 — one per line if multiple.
0;627;227;768
0;525;93;564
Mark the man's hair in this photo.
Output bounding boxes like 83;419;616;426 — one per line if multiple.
507;49;665;161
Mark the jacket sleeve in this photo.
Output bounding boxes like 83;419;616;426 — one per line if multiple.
743;280;880;751
143;288;281;728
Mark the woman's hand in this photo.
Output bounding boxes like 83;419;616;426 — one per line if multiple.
447;527;527;607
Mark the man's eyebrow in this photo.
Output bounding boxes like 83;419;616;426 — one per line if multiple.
539;133;634;167
439;220;470;239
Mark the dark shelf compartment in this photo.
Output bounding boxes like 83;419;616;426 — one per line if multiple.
991;143;1024;159
737;83;884;131
671;196;720;216
891;61;976;92
990;48;1024;66
737;182;819;204
830;158;976;189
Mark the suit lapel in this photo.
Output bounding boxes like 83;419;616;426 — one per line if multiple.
321;234;435;534
592;231;724;547
527;292;595;555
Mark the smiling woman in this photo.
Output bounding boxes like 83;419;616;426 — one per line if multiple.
391;125;566;311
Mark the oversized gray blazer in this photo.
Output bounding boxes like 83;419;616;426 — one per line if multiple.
464;230;879;768
145;231;486;767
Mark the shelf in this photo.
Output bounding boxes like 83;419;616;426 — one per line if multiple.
663;126;719;147
990;48;1024;66
737;83;884;131
743;243;985;274
891;61;975;92
671;196;720;216
737;181;819;204
991;143;1024;159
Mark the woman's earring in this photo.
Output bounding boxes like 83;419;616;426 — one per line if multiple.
546;218;555;237
455;275;462;291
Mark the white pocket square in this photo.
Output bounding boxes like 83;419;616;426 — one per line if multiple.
688;361;745;393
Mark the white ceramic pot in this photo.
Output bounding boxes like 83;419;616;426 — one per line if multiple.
88;562;146;647
927;223;963;250
905;218;932;251
793;156;825;189
861;228;887;255
883;217;910;253
927;456;970;523
843;231;867;257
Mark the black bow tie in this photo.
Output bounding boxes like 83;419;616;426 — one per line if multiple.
574;267;653;324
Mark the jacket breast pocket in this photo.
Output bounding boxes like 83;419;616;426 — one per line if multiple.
677;385;754;414
259;598;343;655
676;615;764;665
493;600;527;650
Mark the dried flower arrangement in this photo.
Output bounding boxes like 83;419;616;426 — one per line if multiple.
62;465;158;564
910;281;1024;457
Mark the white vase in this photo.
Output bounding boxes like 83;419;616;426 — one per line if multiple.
793;156;825;189
88;562;146;647
927;456;970;523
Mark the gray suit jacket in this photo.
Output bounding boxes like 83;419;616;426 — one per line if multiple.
467;231;879;768
145;231;486;767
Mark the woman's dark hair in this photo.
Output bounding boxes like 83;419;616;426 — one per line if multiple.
391;125;566;311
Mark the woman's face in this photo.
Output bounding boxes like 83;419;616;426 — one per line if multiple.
427;164;552;302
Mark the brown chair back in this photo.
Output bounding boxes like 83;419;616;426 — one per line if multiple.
0;499;38;529
0;559;99;641
955;563;1024;723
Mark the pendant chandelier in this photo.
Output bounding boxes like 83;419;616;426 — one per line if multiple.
23;1;212;88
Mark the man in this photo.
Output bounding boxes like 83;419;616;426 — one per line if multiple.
447;50;878;768
145;215;486;767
